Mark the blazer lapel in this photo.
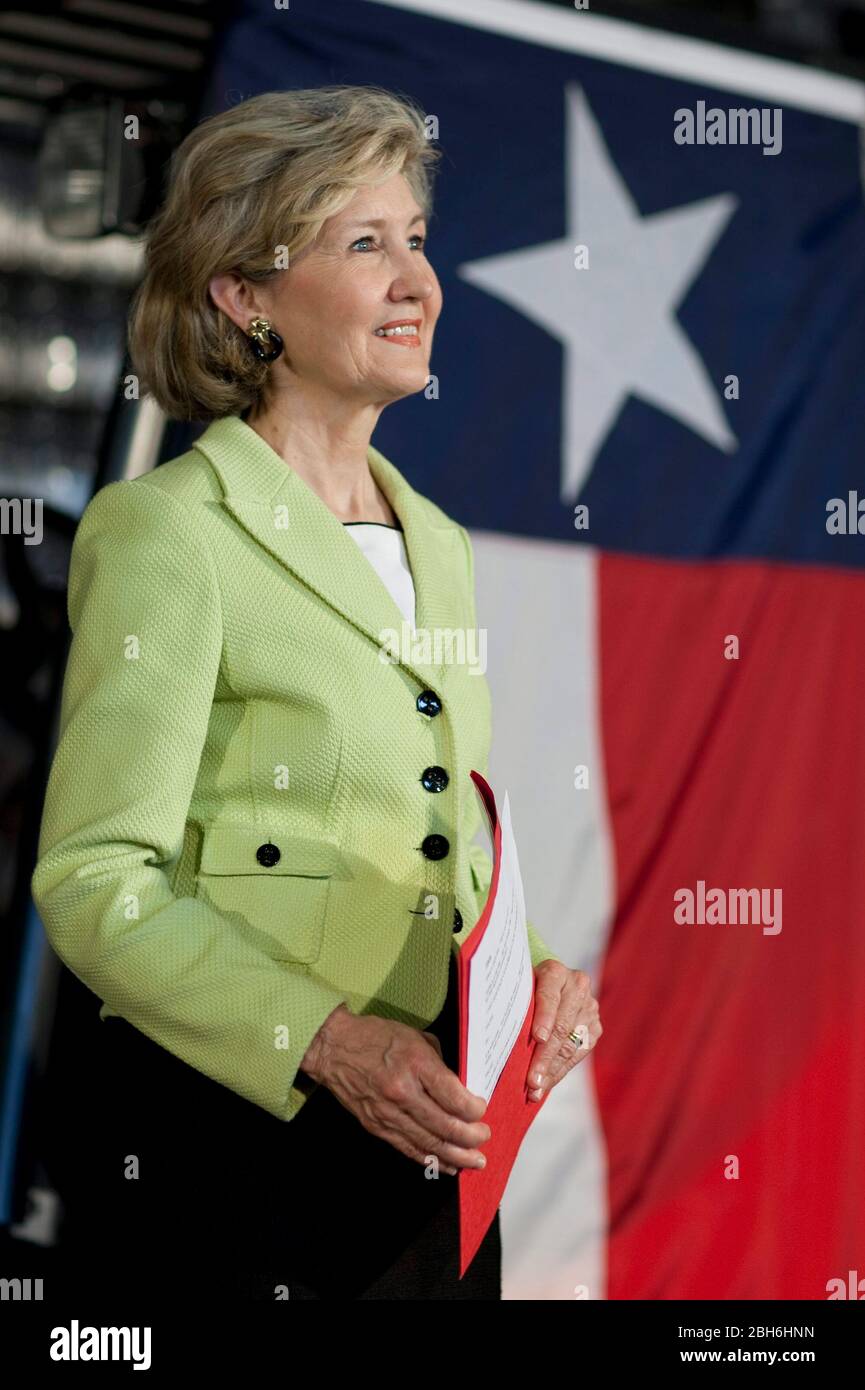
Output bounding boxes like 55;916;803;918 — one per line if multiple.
193;415;466;687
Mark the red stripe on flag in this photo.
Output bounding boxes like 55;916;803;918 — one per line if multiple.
595;552;865;1299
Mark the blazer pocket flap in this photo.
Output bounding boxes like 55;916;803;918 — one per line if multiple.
199;822;347;878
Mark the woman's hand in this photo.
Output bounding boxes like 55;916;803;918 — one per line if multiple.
526;961;602;1102
300;1005;491;1175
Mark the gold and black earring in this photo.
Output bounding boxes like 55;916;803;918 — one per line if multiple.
246;316;284;362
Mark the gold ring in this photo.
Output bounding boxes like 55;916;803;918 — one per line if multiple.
568;1028;583;1048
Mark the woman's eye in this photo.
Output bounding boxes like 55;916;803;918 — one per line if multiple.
350;234;427;252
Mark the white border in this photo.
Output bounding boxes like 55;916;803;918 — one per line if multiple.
366;0;865;122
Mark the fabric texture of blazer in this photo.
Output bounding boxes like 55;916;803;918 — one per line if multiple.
31;415;560;1123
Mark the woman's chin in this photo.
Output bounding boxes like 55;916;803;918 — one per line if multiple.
376;366;432;399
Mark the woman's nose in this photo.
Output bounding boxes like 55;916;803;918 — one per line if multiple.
389;257;437;304
387;280;436;315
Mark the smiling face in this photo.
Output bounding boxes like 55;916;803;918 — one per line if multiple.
230;172;442;408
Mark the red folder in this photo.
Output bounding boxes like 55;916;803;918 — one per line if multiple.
457;771;550;1277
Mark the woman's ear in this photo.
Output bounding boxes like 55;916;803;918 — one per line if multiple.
208;272;261;331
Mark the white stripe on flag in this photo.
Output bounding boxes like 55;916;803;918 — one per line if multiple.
470;532;615;1300
367;0;865;122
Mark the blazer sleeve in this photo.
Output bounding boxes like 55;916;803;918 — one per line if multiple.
30;478;349;1123
458;525;563;971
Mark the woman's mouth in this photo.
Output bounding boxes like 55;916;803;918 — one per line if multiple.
374;321;422;347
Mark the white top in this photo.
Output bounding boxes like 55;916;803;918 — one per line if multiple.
343;521;416;630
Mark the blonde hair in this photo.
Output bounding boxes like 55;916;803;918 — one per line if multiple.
127;86;441;421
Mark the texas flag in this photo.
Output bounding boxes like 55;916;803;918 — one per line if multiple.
210;0;865;1299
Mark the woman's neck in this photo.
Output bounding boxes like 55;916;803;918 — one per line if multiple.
243;397;397;525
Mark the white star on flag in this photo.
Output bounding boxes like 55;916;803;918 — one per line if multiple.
457;84;740;503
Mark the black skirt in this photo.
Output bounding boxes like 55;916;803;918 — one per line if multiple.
54;951;501;1302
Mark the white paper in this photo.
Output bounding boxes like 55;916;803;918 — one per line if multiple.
466;790;534;1101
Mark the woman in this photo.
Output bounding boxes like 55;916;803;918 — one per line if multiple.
32;86;602;1302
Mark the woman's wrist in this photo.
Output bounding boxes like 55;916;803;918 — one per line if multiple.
299;1002;355;1084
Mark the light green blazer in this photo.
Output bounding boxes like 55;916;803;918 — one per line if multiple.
31;415;559;1122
